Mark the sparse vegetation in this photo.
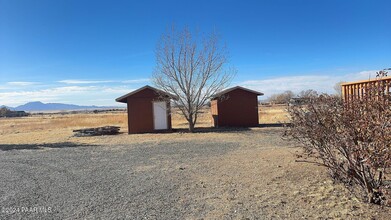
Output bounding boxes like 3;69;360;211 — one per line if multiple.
287;71;391;205
267;90;294;104
0;107;28;117
297;89;318;99
0;106;290;135
267;89;320;104
2;103;391;218
2;109;391;218
0;107;10;116
0;113;127;135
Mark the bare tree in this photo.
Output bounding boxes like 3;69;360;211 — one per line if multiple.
333;81;345;97
267;90;295;104
298;89;318;98
152;27;235;132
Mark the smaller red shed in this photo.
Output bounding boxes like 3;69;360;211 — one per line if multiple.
211;86;263;128
116;85;177;134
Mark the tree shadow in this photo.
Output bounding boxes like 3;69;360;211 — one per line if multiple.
173;123;291;133
0;142;95;151
172;126;252;133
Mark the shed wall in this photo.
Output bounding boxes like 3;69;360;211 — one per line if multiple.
126;88;172;134
214;89;259;127
210;100;218;127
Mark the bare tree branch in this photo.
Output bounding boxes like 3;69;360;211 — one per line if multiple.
152;27;235;132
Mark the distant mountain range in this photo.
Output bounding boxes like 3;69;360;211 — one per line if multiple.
0;101;123;112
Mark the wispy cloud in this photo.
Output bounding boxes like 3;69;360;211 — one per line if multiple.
58;78;150;84
0;70;382;106
0;86;95;105
0;86;133;107
7;81;39;86
121;78;150;84
58;80;114;84
240;70;378;99
0;77;149;106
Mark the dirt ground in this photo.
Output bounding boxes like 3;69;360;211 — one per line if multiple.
0;110;390;219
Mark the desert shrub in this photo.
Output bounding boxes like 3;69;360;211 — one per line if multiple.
0;107;11;117
286;72;391;205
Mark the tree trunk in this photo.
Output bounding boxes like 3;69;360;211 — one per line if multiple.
189;122;195;133
188;114;195;132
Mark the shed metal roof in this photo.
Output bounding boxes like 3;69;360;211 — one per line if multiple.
115;85;178;103
211;86;264;100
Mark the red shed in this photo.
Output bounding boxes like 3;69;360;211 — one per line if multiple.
116;85;177;134
211;86;263;128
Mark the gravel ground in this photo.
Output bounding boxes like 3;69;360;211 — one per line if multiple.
1;128;390;219
0;137;240;219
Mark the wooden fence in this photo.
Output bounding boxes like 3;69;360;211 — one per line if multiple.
341;76;391;103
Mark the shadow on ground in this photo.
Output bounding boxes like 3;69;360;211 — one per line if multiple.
0;142;94;151
173;123;290;133
173;127;251;133
259;123;291;128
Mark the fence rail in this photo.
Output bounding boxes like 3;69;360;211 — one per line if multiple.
341;76;391;103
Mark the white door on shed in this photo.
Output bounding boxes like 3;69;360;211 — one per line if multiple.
153;101;168;130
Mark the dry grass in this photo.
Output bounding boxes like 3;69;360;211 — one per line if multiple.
171;108;213;128
0;105;289;136
0;107;289;145
0;113;128;135
259;104;290;124
172;105;290;129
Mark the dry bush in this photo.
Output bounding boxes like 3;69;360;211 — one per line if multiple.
0;107;10;117
286;72;391;205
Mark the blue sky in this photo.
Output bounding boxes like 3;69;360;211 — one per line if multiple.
0;0;390;106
